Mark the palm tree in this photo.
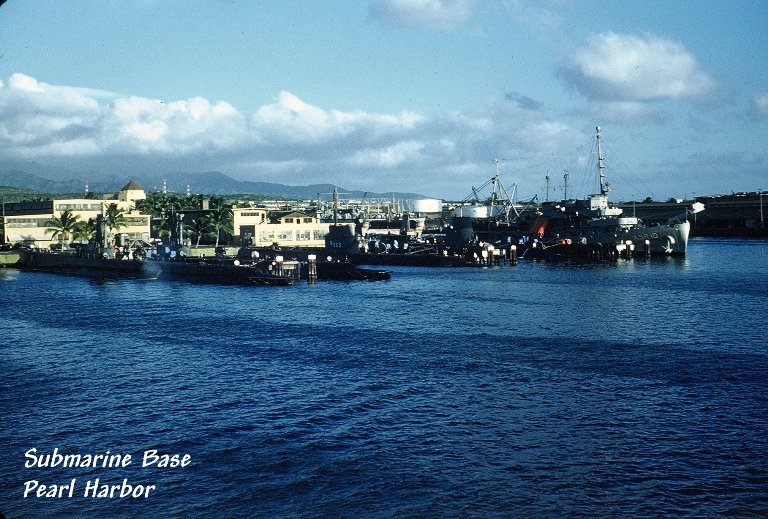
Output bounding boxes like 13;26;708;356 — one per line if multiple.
45;210;81;244
187;218;211;247
137;193;184;239
104;203;128;238
71;219;96;243
205;206;233;247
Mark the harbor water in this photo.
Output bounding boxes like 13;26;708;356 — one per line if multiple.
1;238;767;517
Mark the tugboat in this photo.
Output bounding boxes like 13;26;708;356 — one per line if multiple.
527;127;701;256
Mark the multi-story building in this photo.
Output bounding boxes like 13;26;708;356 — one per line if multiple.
2;181;151;247
232;207;331;248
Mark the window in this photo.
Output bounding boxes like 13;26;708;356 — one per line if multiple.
6;218;54;228
125;217;149;226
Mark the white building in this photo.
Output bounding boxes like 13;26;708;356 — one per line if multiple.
232;207;330;247
2;181;151;247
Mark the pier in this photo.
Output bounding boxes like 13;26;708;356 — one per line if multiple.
616;192;767;238
0;251;20;268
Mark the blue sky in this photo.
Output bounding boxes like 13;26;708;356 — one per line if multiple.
1;0;766;200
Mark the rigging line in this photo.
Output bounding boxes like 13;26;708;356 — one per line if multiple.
604;164;650;200
493;144;588;176
568;137;596;198
494;144;585;167
601;143;656;199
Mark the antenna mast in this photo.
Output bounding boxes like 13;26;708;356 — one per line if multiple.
332;187;339;226
596;126;608;195
563;170;569;200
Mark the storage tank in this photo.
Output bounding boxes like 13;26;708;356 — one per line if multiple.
454;205;488;218
412;198;443;213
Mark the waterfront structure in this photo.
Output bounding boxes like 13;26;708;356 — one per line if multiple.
2;181;151;247
232;207;330;248
688;192;766;237
613;192;766;238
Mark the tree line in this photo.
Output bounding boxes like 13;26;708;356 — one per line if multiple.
40;193;236;247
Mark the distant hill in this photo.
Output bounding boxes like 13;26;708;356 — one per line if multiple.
0;184;48;202
0;170;87;195
0;163;426;200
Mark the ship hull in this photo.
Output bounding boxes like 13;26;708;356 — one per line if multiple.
546;220;690;256
17;249;162;279
155;258;300;286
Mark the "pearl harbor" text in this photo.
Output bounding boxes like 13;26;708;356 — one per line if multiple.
23;448;191;499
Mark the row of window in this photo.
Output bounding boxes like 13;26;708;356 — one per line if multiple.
55;203;106;211
4;218;54;228
255;230;327;242
124;217;150;225
5;217;148;228
283;217;315;224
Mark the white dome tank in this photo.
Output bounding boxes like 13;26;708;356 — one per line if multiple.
455;205;488;218
412;198;443;213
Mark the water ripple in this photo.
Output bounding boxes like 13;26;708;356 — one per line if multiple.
1;240;767;517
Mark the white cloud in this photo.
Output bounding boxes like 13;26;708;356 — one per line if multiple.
563;32;716;102
9;73;46;93
0;72;589;198
0;75;249;157
347;140;425;168
0;73;105;154
110;96;245;155
753;92;768;119
3;73;102;115
368;0;477;31
251;91;423;145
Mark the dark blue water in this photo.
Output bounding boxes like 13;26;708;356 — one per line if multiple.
1;238;767;518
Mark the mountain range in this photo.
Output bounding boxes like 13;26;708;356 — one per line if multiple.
0;161;427;201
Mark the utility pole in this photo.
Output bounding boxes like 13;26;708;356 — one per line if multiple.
545;173;550;202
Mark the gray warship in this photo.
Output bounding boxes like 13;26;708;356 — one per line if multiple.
529;127;702;256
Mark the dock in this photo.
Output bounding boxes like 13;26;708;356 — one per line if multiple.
0;251;20;268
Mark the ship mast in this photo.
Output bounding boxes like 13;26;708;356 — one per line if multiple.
596;126;609;196
563;170;569;200
332;187;339;226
